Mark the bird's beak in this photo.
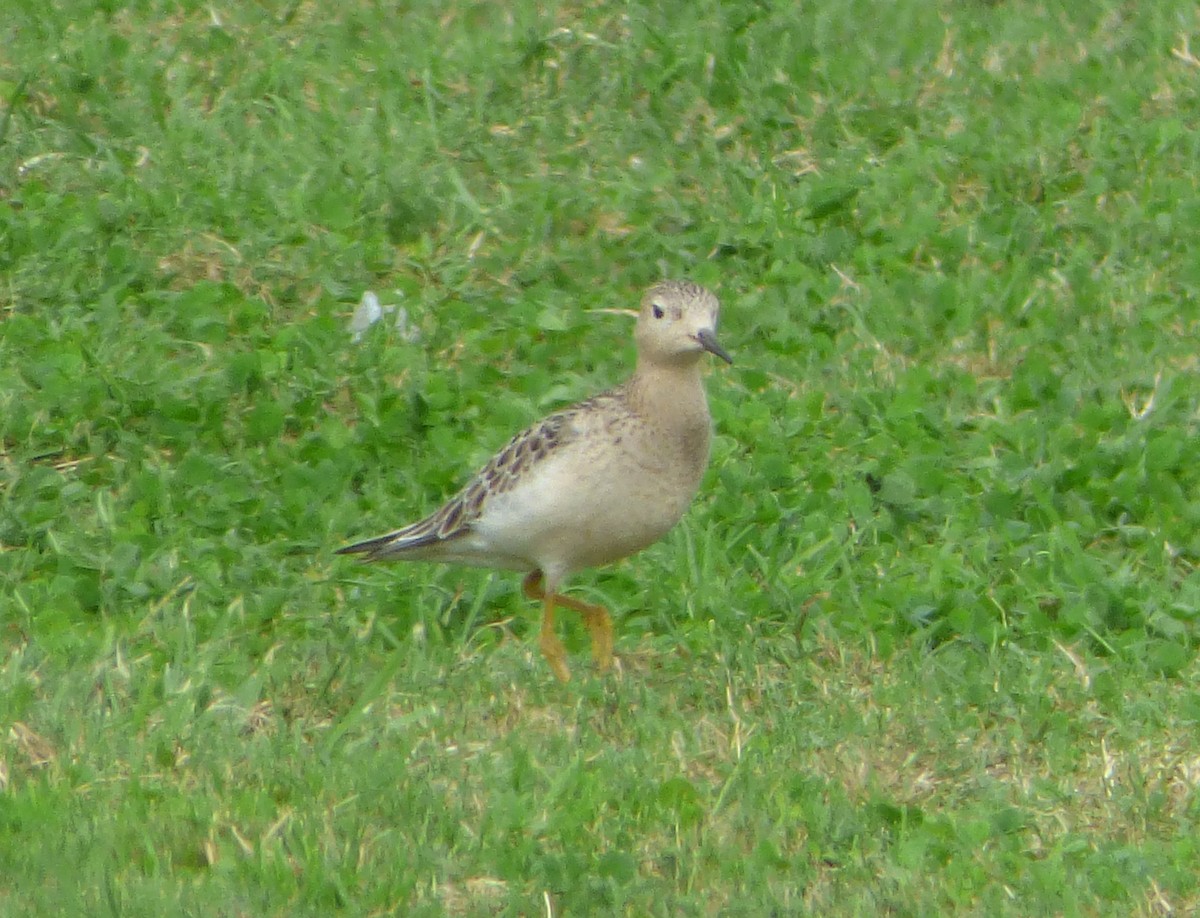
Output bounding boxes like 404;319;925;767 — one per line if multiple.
695;328;733;364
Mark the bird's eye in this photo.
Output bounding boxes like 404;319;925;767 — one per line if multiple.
652;304;664;319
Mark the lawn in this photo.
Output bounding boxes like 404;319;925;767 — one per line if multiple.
3;0;1200;914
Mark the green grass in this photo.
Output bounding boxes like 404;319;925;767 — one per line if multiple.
3;0;1200;913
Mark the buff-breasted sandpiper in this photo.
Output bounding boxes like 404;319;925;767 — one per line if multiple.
338;280;731;681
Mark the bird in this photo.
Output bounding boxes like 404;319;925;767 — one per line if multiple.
337;280;732;681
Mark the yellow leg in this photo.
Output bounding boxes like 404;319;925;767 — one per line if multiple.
539;594;572;683
524;571;570;682
579;604;614;673
522;571;613;678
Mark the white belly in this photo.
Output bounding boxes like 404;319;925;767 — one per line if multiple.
471;436;705;578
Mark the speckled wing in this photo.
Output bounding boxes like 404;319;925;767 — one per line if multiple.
337;390;623;561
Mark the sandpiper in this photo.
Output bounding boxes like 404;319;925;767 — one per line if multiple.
338;280;731;681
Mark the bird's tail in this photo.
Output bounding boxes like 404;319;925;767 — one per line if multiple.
336;520;446;561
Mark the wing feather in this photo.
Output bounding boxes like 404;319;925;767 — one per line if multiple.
337;389;624;561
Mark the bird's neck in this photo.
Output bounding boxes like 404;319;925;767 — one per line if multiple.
625;359;713;482
628;358;710;425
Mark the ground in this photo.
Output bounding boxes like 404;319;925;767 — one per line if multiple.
2;0;1199;914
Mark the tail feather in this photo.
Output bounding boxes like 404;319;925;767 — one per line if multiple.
336;518;446;560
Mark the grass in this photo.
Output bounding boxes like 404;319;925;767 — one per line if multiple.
3;0;1200;913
